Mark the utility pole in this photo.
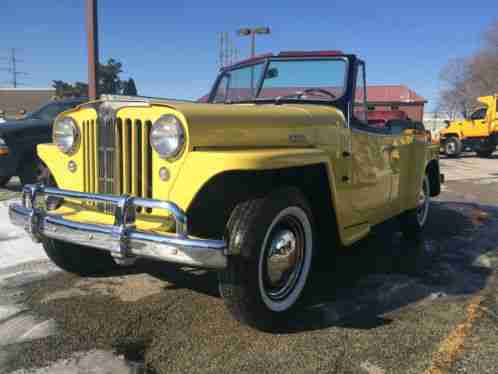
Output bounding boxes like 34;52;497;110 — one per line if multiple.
218;32;240;69
86;0;99;99
0;48;28;87
236;27;271;58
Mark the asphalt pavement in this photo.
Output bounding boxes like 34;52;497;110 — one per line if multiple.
0;156;496;374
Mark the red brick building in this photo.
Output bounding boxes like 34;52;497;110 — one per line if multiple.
0;87;55;118
366;85;426;121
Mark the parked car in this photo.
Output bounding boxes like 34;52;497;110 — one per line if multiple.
0;98;87;186
439;94;498;157
9;51;441;330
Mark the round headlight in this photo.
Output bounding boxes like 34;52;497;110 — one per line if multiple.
53;117;79;154
150;115;185;158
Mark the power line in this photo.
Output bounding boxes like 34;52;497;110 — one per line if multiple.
0;48;29;88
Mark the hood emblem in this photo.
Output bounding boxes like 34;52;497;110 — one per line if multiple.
289;134;307;143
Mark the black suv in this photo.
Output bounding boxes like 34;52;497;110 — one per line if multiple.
0;98;86;186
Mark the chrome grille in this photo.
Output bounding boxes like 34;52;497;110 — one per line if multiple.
97;117;119;212
83;115;153;214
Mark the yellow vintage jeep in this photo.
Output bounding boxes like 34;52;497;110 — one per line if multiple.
9;51;441;329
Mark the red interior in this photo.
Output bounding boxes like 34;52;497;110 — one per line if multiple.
367;110;408;127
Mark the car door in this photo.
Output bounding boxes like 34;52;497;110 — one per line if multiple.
349;62;397;225
470;108;489;137
386;120;426;216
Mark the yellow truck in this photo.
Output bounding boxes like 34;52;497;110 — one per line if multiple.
439;95;498;157
9;51;441;330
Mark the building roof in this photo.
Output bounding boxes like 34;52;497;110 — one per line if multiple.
0;88;56;118
0;87;54;91
366;85;426;104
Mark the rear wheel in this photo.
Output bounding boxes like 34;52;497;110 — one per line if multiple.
42;238;118;276
476;147;495;158
219;188;314;330
444;137;462;157
400;175;430;240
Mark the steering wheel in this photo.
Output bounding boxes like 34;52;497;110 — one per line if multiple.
297;88;336;99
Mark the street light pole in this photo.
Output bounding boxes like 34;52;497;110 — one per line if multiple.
236;27;270;95
86;0;99;100
251;33;255;58
237;27;270;58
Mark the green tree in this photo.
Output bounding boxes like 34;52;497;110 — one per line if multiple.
98;58;123;95
123;78;138;96
52;58;137;98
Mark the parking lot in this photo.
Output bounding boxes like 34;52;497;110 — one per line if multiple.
0;155;497;374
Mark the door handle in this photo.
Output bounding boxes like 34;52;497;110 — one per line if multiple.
383;145;397;152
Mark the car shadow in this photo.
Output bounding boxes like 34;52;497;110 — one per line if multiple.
96;200;497;333
440;153;498;160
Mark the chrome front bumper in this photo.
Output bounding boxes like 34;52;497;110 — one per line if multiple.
8;184;227;269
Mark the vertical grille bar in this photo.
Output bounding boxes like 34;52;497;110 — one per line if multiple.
142;121;152;200
115;118;122;195
131;120;139;196
83;120;88;193
121;118;131;194
91;119;97;194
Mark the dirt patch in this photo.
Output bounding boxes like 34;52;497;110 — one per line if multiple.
42;274;165;303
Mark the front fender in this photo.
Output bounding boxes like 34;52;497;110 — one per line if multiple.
169;147;349;245
38;143;84;190
169;148;330;210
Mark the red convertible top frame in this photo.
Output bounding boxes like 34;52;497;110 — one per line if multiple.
223;50;346;70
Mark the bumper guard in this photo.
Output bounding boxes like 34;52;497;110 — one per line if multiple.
8;184;227;269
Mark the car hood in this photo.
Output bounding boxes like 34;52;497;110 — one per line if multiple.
0;118;50;139
150;101;346;148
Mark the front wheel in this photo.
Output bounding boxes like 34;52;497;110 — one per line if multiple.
42;238;118;276
444;137;462;157
400;175;430;240
0;176;11;187
219;188;314;330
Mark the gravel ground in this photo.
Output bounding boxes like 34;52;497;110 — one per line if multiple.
0;156;496;374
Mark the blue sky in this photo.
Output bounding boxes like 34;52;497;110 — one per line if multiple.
1;1;496;109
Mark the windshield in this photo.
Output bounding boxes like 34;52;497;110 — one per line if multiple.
212;58;347;103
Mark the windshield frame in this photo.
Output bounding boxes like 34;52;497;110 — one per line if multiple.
209;55;350;105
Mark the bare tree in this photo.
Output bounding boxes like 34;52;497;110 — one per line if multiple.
484;19;498;49
438;20;498;116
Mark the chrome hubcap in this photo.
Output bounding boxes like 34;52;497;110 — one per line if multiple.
263;217;304;301
446;141;455;154
416;179;429;226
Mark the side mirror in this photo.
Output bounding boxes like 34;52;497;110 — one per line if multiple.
266;67;279;80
